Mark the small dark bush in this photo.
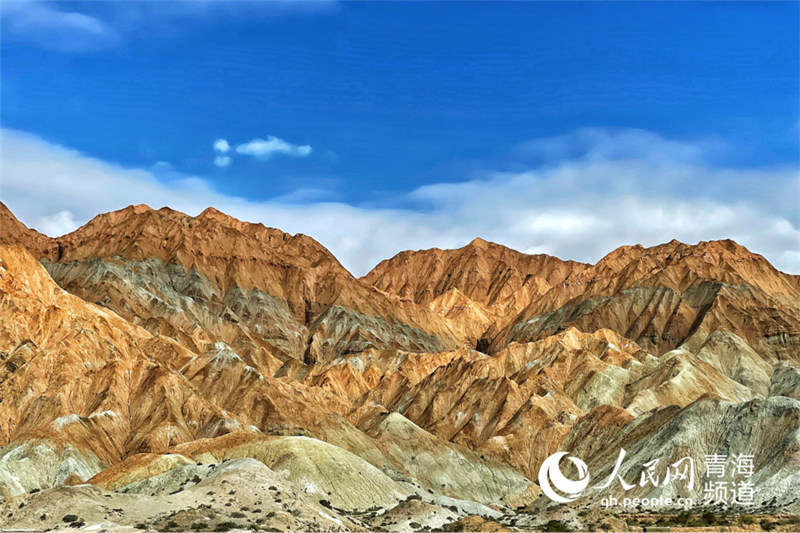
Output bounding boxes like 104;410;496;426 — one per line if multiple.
543;519;572;532
62;514;79;523
440;520;464;532
702;511;717;525
213;522;239;532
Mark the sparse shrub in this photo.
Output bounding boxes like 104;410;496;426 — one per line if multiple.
440;520;464;532
213;521;238;532
761;519;776;531
675;510;692;525
191;522;206;531
319;499;332;509
62;514;79;523
166;520;179;528
543;520;572;532
410;522;422;529
702;511;717;525
739;514;755;525
600;523;612;531
230;511;246;519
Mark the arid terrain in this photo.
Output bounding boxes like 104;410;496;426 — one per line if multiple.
0;201;798;532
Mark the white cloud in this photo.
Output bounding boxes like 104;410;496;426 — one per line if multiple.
235;136;313;160
36;210;79;237
214;156;232;168
1;127;797;276
213;139;230;153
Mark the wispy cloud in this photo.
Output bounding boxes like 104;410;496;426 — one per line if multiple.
1;1;339;54
235;136;313;160
1;0;120;53
213;156;232;168
210;135;313;167
213;139;231;154
2;128;797;276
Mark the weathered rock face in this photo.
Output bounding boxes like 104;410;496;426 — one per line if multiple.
491;239;800;362
0;243;370;493
363;238;586;310
0;201;798;529
363;237;588;346
26;204;457;366
562;396;800;512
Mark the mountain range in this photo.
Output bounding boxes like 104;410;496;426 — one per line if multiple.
0;200;798;532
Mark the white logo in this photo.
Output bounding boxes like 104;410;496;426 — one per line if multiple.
538;452;590;503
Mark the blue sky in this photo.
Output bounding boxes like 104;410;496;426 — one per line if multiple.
1;1;798;274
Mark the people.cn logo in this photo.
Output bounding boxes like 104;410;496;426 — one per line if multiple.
538;452;591;503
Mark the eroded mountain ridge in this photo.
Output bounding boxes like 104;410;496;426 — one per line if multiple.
0;201;798;531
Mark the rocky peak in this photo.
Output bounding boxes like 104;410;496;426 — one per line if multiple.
0;201;60;261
